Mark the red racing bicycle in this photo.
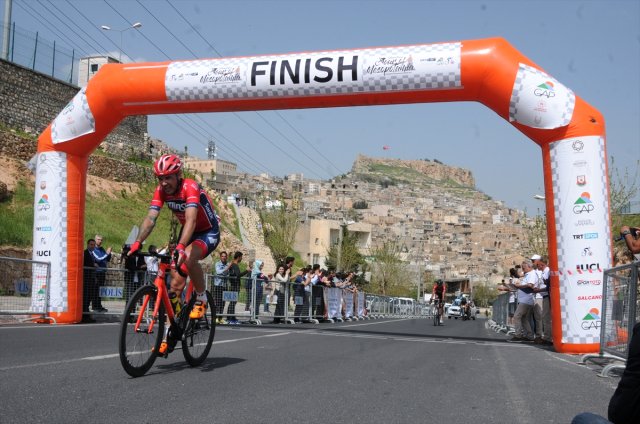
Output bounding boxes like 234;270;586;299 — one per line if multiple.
118;252;216;377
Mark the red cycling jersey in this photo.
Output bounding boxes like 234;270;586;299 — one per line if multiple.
149;178;219;233
432;283;446;300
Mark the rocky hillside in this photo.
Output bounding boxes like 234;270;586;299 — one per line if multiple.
351;154;475;188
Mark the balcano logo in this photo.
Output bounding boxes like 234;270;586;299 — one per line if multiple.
37;194;50;211
581;307;601;330
573;192;594;214
534;81;555;98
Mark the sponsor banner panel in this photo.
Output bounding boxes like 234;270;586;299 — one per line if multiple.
326;287;342;319
51;88;96;144
31;151;68;312
165;43;461;101
550;136;611;344
356;292;366;316
343;290;354;318
509;63;575;129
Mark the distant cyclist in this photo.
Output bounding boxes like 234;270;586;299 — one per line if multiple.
128;154;220;320
431;279;446;324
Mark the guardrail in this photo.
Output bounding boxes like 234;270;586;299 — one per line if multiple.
0;256;54;323
579;261;639;376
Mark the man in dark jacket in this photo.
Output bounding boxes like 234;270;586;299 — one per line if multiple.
82;239;97;323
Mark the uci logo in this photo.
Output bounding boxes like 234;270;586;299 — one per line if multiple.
573;204;594;214
36;250;51;257
576;263;600;271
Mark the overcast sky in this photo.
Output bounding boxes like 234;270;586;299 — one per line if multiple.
2;0;639;214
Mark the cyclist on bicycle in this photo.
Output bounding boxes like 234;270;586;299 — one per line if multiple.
431;279;446;324
128;154;220;320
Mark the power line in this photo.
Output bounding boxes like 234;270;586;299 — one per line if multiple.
103;0;171;61
167;0;339;178
40;0;111;57
15;1;91;56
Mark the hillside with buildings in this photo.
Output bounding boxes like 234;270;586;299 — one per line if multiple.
217;153;530;290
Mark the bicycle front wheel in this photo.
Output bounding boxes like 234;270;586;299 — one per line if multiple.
182;291;216;367
119;285;165;377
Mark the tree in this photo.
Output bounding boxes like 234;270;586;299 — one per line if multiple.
367;240;410;296
609;156;639;230
325;227;364;272
525;213;548;258
259;204;299;265
471;282;498;308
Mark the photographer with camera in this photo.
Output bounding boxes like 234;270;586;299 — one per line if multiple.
620;226;640;261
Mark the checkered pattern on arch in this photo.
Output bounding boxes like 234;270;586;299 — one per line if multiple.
165;43;462;102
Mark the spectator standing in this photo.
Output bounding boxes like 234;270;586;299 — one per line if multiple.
244;260;254;311
273;264;290;323
144;244;159;281
226;251;246;325
293;266;312;323
82;238;97;323
251;260;268;319
509;261;536;342
263;274;273;313
530;254;545;344
532;255;553;346
310;264;324;320
214;251;231;324
122;244;146;302
620;225;640;260
90;234;111;312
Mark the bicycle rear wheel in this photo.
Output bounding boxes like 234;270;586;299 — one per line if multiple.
182;291;216;367
119;285;165;377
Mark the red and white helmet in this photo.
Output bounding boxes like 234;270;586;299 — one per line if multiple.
153;154;182;176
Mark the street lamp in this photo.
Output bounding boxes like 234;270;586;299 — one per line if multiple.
100;22;142;63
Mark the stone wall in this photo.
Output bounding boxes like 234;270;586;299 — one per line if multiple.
0;128;155;184
0;58;148;158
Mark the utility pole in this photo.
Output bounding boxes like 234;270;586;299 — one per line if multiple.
2;0;12;60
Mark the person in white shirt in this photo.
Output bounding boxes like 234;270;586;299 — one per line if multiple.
530;254;545;344
144;245;159;282
532;255;553;346
509;260;536;342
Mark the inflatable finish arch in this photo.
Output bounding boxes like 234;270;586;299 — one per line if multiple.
34;38;610;353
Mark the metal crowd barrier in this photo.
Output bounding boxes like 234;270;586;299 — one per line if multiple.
1;256;434;325
579;261;639;377
0;256;53;323
209;275;377;325
489;293;512;334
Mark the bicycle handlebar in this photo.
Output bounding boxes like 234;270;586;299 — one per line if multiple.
130;251;173;264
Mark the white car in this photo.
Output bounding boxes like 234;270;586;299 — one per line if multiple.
446;298;477;319
447;299;462;319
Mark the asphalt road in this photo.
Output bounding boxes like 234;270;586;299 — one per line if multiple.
0;317;618;424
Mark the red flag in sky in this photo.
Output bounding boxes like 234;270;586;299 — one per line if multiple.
382;145;391;150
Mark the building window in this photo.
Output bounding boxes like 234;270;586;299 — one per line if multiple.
312;254;319;265
90;64;99;73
